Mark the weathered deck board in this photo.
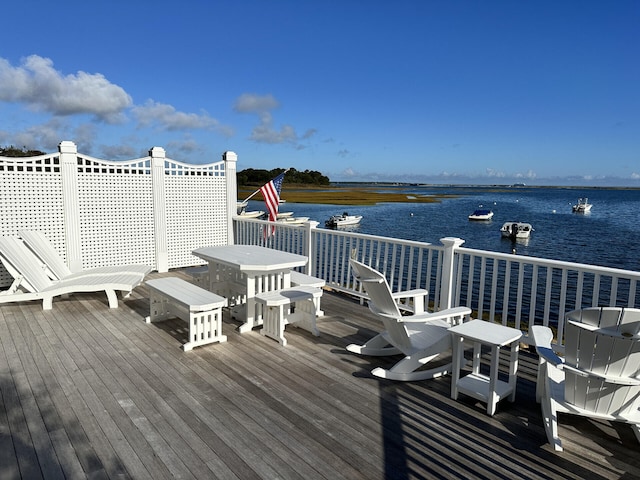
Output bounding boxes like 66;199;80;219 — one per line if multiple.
1;271;639;479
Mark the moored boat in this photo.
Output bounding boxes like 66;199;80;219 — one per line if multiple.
572;198;592;213
500;222;533;240
325;212;362;228
277;216;310;225
468;208;494;221
237;202;265;218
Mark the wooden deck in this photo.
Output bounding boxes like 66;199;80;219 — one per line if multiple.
1;270;639;479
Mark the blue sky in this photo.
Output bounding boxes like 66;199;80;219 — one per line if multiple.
1;1;638;186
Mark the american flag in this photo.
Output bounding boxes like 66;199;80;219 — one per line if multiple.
260;171;286;223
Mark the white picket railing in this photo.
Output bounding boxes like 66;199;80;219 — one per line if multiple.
234;217;640;349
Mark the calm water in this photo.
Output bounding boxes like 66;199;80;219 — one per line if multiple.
246;186;640;272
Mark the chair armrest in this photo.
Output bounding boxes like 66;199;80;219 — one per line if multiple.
391;288;428;313
531;325;564;367
360;277;384;284
390;288;427;300
562;364;640;386
400;306;471;324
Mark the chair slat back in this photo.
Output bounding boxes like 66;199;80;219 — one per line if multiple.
20;230;72;279
0;236;55;292
564;307;640;416
349;259;411;351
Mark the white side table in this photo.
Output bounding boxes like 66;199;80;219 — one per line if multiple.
449;320;522;416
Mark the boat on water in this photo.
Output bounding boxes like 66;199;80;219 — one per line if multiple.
572;198;592;213
237;203;265;218
500;222;533;240
277;216;309;225
325;212;362;228
468;208;494;221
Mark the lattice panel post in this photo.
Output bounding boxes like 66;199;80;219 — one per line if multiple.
59;141;83;273
223;151;237;246
440;237;465;310
302;221;320;275
151;147;169;272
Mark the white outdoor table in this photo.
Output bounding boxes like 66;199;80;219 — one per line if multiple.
192;245;309;333
449;319;522;416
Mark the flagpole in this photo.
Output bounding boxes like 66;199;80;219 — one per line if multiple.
240;168;290;203
240;188;260;203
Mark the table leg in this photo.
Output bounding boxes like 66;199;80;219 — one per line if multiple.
451;334;463;400
471;341;481;376
487;345;500;416
239;273;257;333
508;341;519;402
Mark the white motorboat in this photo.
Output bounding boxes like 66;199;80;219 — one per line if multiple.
276;211;294;219
468;208;494;221
277;216;309;225
500;222;533;240
325;212;362;228
237;209;265;218
572;198;592;213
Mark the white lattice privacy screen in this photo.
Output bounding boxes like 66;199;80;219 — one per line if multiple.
0;141;237;287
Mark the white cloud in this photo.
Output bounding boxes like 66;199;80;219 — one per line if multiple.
485;168;506;178
100;144;140;160
234;93;316;148
0;55;131;123
167;135;206;156
11;118;71;152
250;122;297;144
132;100;234;136
233;93;279;113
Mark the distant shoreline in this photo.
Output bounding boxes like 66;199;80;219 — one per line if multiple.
238;185;457;206
238;183;639;206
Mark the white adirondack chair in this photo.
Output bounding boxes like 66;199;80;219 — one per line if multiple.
531;307;640;451
346;258;471;381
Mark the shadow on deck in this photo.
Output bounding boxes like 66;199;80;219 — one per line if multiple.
0;270;638;479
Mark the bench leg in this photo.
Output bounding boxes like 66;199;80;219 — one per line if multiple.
291;298;320;336
146;290;171;323
311;296;324;317
184;309;227;351
261;304;287;346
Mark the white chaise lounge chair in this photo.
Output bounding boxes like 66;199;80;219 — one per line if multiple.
19;230;152;281
346;259;472;381
532;307;640;451
0;236;144;310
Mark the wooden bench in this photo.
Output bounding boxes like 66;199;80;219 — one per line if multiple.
255;286;322;346
290;270;326;316
146;277;227;351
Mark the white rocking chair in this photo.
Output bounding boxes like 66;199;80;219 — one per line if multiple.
531;307;640;451
346;259;471;381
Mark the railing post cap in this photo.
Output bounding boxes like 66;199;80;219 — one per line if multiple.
440;237;465;247
58;141;77;153
223;151;238;162
149;146;166;158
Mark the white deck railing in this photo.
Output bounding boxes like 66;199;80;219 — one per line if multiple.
234;217;640;350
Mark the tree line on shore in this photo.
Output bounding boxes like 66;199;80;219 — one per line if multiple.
0;146;46;157
237;168;330;186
